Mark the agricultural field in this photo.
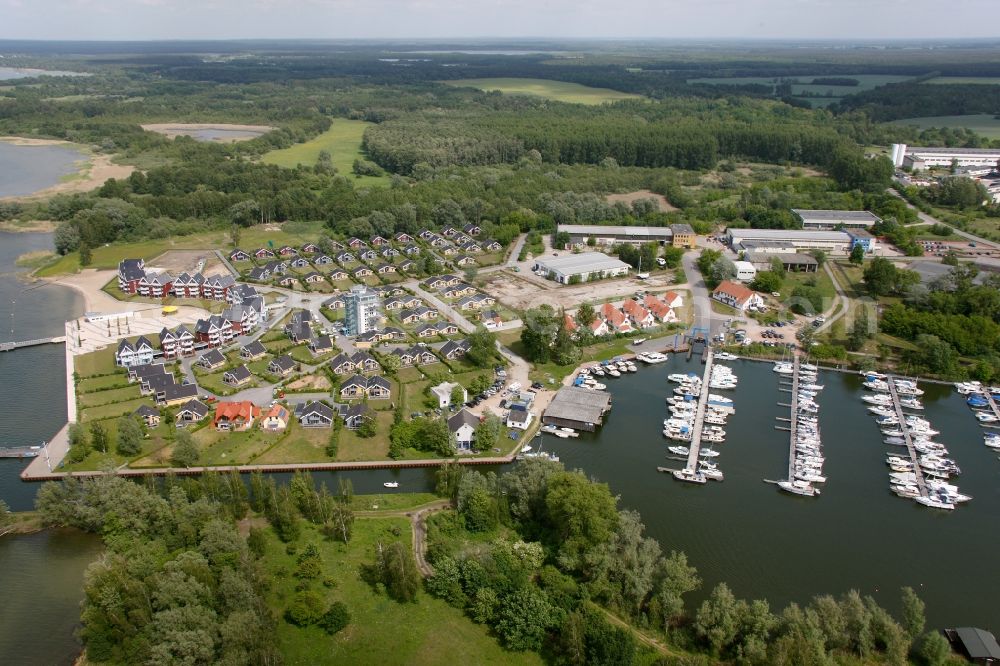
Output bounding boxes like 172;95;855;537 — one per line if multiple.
688;74;912;107
441;77;642;105
890;114;1000;139
262;119;388;186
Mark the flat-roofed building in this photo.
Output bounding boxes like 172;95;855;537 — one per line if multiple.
733;260;757;282
532;252;630;284
892;143;1000;169
725;228;853;255
793;209;881;230
543;386;612;432
558;224;673;247
746;251;819;273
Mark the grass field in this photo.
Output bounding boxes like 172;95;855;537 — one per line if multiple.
688;74;910;97
922;77;1000;85
262;518;543;666
36;220;328;276
262;119;388;187
441;77;642;105
891;114;1000;139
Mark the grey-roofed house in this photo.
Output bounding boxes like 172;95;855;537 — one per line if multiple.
339;403;371;430
439;339;470;359
158;382;199;407
329;353;357;375
945;627;1000;664
223;365;253;387
134;404;161;427
448;409;479;451
543;386;613;432
309;335;335;355
198;348;227;370
296;401;335;428
268;354;297;376
177;399;210;423
240;340;267;360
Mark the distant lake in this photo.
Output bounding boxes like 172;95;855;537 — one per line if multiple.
184;128;268;142
0;67;89;81
0;142;83;197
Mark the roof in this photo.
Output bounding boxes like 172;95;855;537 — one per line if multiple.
265;404;289;421
727;228;852;243
242;340;267;356
670;223;695;234
746;251;819;266
953;627;1000;660
534;252;631;275
270;354;297;372
544;386;612;425
557;224;673;239
713;280;756;303
162;383;199;402
299;401;335;420
200;349;226;365
905;146;1000;156
793;209;881;225
226;365;253;381
134;405;160;417
448;408;480;432
214;401;260;422
179;399;210;418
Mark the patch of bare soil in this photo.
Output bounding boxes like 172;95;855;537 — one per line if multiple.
605;189;677;212
147;250;225;275
286;374;332;391
141;123;274;142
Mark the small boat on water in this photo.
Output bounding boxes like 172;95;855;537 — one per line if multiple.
668;445;690;456
383;482;399;488
715;352;738;361
673;469;707;484
773;362;794;374
638;352;668;364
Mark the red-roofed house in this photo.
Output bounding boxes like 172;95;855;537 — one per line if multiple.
602;306;633;333
646;300;678;323
590;319;610;336
622;299;656;328
660;291;684;308
564;313;578;334
213;401;261;431
712;281;764;311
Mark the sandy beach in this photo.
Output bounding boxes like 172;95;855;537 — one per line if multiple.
141;123;275;142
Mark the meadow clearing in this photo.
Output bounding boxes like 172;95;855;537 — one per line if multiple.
262;118;388;186
441;77;643;105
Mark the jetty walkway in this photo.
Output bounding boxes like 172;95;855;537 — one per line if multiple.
684;348;714;473
0;336;65;352
887;375;928;499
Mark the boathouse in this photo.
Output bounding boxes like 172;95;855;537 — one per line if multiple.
542;386;612;432
946;627;1000;664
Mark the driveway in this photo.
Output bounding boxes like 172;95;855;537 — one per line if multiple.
406;280;477;333
680;246;715;337
889;188;1000;250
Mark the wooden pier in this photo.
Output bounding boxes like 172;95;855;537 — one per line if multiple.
0;446;41;458
886;376;928;499
684;348;714;473
983;392;1000;429
0;336;66;352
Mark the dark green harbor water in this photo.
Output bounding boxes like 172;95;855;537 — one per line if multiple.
537;355;998;629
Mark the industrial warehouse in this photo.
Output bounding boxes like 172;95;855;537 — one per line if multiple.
532;252;631;284
542;386;613;432
725;228;876;256
793;209;882;230
558;224;674;246
891;143;1000;170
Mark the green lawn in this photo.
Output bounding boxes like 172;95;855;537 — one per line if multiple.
891;114;1000;139
77;374;131;393
255;422;330;464
347;492;440;513
78;397;154;422
337;411;395;460
74;347;118;377
191;426;281;466
441;77;642;105
78;384;141;408
262;119;388;187
262;518;542;666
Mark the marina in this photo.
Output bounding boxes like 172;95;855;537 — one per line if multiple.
768;356;826;497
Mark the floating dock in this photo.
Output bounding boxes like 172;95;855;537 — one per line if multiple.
886;375;928;499
0;336;66;352
684;348;714;473
0;446;41;458
786;355;800;481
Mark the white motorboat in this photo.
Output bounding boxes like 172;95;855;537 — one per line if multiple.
773;362;794;374
699;448;721;458
801;363;818;371
383;482;399;488
639;352;668;364
668;445;690;456
668;373;695;383
860;371;888;380
591;367;605;377
778;480;819;497
702;432;725;443
915;496;954;510
673;469;707;484
607;369;621;378
715;352;738;361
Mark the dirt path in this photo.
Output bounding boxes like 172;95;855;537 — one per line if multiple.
357;499;452;578
591;604;683;659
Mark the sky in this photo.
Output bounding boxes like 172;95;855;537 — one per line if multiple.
1;0;997;41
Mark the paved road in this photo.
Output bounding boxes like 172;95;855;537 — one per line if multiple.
889;188;1000;250
680;247;715;337
406;280;477;334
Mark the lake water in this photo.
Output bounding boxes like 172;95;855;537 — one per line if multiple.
0;142;83;197
0;67;88;81
184;128;268;142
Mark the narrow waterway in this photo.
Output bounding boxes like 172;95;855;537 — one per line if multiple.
538;355;999;629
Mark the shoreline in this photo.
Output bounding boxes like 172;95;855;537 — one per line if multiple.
0;138;135;202
2;220;57;233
